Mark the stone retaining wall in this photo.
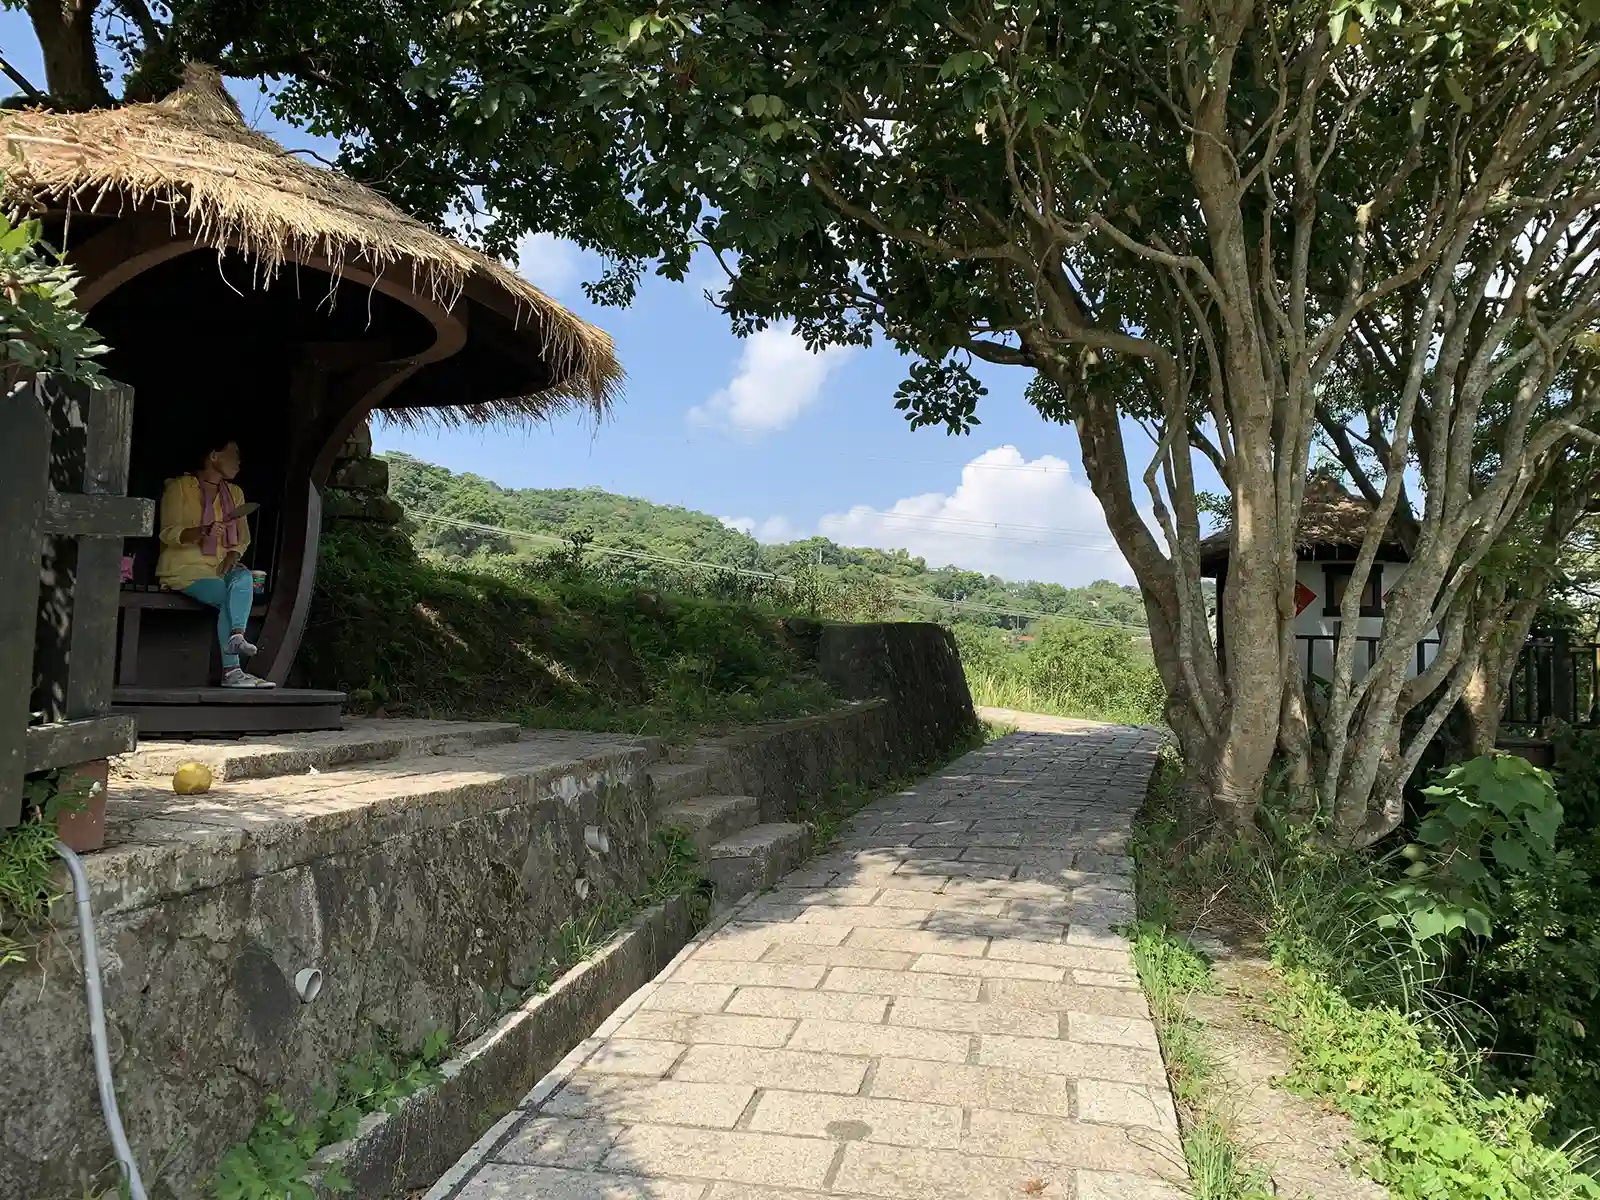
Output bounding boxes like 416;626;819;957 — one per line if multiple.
1;623;976;1200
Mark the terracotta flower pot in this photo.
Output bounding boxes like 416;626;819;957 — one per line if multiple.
54;760;109;853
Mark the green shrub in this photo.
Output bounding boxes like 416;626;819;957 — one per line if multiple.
960;617;1166;725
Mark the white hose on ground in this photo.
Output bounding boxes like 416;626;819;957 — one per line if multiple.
55;840;149;1200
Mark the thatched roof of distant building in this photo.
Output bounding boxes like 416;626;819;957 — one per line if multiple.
1199;476;1416;573
0;64;623;424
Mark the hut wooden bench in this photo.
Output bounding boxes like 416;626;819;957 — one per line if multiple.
113;587;344;735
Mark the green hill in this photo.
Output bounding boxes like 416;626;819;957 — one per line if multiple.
382;452;1150;631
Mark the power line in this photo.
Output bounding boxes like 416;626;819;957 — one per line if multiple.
408;511;1150;633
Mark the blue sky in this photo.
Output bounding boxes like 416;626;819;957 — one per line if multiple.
1;18;1223;587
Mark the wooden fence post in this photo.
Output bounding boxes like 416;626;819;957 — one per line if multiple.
0;394;52;828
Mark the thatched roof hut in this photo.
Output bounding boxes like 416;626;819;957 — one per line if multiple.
0;63;623;424
1199;476;1416;574
0;65;626;705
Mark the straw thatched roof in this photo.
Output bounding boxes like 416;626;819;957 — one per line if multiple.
1199;476;1416;570
0;64;622;424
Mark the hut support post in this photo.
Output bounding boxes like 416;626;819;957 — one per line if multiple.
0;395;53;828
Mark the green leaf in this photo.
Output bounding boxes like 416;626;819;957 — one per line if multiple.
1490;834;1530;872
1409;89;1431;133
1524;800;1562;846
1443;74;1472;112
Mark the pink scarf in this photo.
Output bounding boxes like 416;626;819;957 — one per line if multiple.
196;475;241;557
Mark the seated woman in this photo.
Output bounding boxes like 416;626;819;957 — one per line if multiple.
156;436;275;689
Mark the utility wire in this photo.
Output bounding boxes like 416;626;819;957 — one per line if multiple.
408;511;1151;633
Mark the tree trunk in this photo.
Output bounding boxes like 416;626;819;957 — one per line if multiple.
27;0;112;108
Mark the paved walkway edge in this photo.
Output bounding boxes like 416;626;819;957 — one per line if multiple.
314;892;700;1197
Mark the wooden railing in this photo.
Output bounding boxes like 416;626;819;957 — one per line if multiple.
1;376;152;829
1293;630;1600;730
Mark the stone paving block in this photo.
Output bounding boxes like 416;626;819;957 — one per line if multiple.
497;1118;621;1169
759;943;917;970
455;1163;708;1199
787;1018;971;1063
764;886;884;907
822;966;982;1001
777;869;838;889
732;902;813;924
1075;1169;1191;1199
671;1044;869;1094
987;939;1133;974
1077;1080;1180;1132
643;983;738;1014
832;1143;1071;1199
873;888;1005;913
889;996;1059;1037
724;987;890;1023
671;961;827;989
962;1109;1178;1176
912;830;1023;849
722;921;850;946
615;1010;797;1048
897;858;1018;881
925;912;1066;943
583;1039;686;1078
1074;969;1142;989
868;1058;1071;1117
978;1035;1167;1085
983;979;1151;1018
1066;1013;1161;1050
911;953;1065;981
844;928;990;957
748;1090;963;1148
693;929;783;962
705;1187;838;1200
1067;926;1133;951
601;1126;836;1190
794;904;931;929
543;1077;755;1129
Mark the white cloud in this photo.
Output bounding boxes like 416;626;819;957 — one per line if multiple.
689;323;854;435
811;446;1137;587
515;232;585;297
720;514;805;543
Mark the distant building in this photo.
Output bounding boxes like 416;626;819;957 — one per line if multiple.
1198;478;1435;685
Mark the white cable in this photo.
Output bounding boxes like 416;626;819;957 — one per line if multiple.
56;841;148;1200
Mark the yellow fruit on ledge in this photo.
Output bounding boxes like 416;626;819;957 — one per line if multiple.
172;763;214;795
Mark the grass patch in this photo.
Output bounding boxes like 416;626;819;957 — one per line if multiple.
1130;751;1272;1200
955;619;1166;726
301;522;836;739
1132;743;1600;1200
1;771;99;967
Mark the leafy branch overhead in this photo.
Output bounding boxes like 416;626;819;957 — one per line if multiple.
0;210;105;392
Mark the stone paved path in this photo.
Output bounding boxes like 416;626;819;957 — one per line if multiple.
429;725;1185;1200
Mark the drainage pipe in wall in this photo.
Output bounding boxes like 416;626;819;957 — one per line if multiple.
56;840;149;1200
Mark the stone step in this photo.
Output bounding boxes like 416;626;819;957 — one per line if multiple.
705;822;811;902
645;761;713;808
115;719;525;783
658;794;760;855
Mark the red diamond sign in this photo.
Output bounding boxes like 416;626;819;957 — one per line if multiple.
1294;581;1317;616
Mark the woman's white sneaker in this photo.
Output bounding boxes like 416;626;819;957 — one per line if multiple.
222;668;275;689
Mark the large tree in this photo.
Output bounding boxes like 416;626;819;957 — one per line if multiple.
407;0;1600;844
12;0;1600;840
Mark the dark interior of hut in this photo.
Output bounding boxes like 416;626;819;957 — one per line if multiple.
89;248;434;594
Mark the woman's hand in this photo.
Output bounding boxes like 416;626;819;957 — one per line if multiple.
179;522;217;545
219;551;240;576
